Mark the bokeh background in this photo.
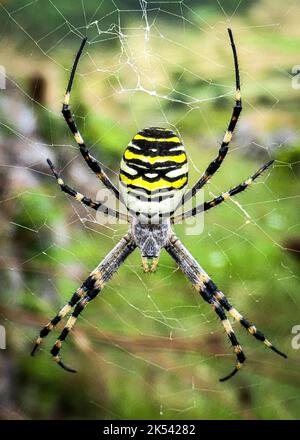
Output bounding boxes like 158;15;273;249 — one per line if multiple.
0;0;300;420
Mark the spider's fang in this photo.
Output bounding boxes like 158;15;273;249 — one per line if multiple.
142;257;149;273
150;257;159;273
141;257;159;272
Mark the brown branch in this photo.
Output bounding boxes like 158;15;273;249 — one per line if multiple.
0;305;222;354
1;305;295;387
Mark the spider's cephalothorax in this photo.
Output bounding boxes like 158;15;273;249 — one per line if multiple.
32;30;287;381
131;218;171;272
119;127;188;221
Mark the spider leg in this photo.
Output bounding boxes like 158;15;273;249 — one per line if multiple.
165;235;246;382
48;234;136;372
165;235;286;378
173;160;274;223
205;297;245;381
182;28;242;207
31;281;90;356
31;233;135;361
61;37;121;202
212;290;287;359
47;159;128;221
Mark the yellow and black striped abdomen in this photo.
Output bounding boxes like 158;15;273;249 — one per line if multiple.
119;127;188;218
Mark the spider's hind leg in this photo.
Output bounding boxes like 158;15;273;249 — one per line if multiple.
50;290;98;373
213;290;287;359
31;283;89;356
31;234;136;365
48;234;136;372
165;235;246;382
206;295;246;382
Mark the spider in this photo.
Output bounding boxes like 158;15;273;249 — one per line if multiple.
31;29;287;381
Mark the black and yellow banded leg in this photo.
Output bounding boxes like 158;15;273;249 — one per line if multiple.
48;234;136;372
51;289;99;373
165;235;245;381
213;290;287;359
31;250;121;355
31;234;135;360
47;159;128;221
173;160;274;223
203;295;246;382
31;275;95;356
182;29;242;206
61;37;121;201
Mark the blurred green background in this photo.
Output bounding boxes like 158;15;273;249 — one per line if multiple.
0;0;300;420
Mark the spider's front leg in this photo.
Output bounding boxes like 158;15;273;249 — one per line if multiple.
165;234;287;381
182;29;242;206
31;233;136;372
61;37;121;201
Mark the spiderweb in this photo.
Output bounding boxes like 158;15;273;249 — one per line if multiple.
0;0;300;420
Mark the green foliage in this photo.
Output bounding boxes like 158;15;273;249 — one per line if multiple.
276;143;300;171
0;0;256;47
